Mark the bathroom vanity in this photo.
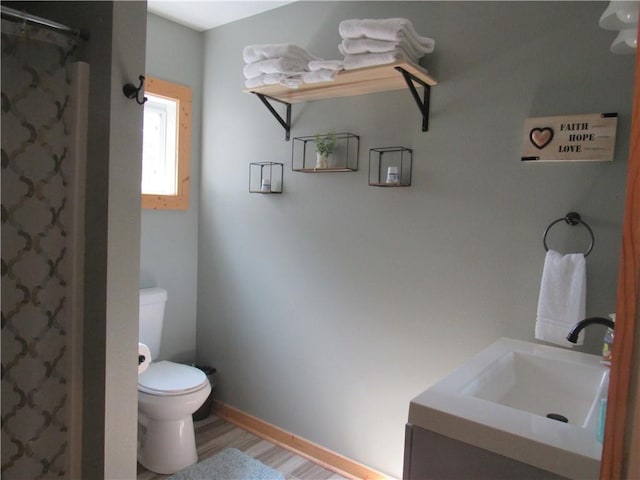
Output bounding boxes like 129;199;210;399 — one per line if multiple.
403;338;608;480
403;424;567;479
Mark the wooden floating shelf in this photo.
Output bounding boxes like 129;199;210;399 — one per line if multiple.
246;62;437;139
293;168;356;173
244;61;437;104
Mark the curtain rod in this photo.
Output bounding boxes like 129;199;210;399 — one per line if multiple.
1;5;89;41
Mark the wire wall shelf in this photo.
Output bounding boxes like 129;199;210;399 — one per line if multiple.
292;133;359;172
249;162;284;194
369;146;413;187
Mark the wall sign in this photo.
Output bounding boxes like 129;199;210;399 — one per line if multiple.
521;113;617;162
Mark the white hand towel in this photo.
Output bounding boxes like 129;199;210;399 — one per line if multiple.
338;18;435;52
243;44;319;64
243;57;310;79
396;29;436;55
279;75;304;89
308;60;344;71
340;37;431;59
339;41;423;64
342;47;414;70
304;69;339;83
244;73;282;88
244;73;303;89
535;250;586;347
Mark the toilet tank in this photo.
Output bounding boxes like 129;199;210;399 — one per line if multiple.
139;287;167;360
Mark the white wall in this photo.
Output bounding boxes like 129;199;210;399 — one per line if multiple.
141;13;204;363
197;2;635;476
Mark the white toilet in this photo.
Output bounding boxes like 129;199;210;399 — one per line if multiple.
138;287;211;474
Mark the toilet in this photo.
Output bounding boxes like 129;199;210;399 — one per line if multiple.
137;287;211;474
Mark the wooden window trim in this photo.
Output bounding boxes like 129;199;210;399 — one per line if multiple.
142;76;191;210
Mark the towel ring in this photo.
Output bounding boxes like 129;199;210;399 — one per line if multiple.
543;212;594;256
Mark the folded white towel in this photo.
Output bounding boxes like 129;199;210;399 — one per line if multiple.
338;18;435;52
304;69;339;83
342;47;414;70
340;37;432;59
244;73;282;88
396;29;435;56
279;75;304;89
244;73;303;89
243;57;310;79
535;250;587;347
243;43;319;64
339;43;420;64
308;60;344;71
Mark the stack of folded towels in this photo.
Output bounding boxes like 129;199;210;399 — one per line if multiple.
338;18;435;70
243;44;344;88
243;44;316;88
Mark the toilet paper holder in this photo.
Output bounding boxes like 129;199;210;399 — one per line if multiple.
138;342;152;374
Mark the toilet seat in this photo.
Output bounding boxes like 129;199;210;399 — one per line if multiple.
139;360;208;396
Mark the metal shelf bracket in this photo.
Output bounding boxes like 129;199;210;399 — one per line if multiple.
395;67;431;132
253;92;292;141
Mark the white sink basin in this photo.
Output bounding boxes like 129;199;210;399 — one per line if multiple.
462;349;606;429
409;338;609;479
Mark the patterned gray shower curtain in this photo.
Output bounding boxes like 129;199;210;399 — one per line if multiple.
1;19;84;479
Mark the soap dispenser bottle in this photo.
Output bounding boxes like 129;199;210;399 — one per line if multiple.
597;374;609;443
602;313;615;365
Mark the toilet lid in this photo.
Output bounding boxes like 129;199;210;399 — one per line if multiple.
138;361;208;396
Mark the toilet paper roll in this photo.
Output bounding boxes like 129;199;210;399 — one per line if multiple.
138;343;151;374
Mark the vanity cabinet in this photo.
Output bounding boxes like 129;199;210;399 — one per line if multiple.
403;424;568;480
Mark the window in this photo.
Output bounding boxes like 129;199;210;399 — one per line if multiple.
142;76;191;210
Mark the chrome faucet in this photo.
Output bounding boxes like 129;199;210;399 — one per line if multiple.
566;317;615;343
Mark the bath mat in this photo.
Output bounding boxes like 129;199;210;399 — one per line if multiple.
168;448;285;480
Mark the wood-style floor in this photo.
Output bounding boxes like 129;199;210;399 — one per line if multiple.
137;415;350;480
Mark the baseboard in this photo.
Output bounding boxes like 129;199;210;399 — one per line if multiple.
212;399;390;480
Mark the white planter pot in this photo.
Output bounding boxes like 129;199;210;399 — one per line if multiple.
315;152;328;169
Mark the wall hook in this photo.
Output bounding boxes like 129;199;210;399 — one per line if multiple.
123;75;147;105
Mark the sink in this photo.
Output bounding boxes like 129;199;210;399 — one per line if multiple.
461;350;606;429
408;338;609;479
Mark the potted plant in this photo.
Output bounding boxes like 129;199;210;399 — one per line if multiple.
313;132;337;169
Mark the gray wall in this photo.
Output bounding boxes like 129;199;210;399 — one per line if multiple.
141;13;203;363
197;2;635;476
22;2;148;478
102;6;147;477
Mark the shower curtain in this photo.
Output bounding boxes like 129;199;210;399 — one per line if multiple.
1;19;88;479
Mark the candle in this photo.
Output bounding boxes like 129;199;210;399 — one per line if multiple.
386;166;400;185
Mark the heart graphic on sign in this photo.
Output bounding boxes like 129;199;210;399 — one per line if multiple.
529;127;554;150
